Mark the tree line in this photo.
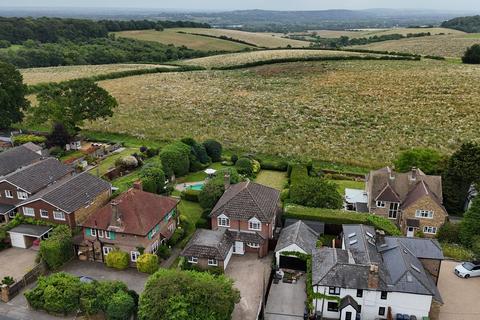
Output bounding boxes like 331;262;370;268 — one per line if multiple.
441;15;480;33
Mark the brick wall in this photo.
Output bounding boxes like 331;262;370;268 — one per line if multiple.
401;195;448;237
74;189;111;225
17;199;75;227
419;258;442;284
0;181;23;206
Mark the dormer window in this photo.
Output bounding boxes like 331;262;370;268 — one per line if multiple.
17;191;28;200
218;214;230;227
248;217;261;231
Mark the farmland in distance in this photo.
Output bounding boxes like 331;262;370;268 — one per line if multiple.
303;27;464;39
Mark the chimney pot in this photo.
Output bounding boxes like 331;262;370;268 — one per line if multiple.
133;180;143;191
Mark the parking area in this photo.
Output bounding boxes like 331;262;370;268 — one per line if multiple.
0;248;37;282
226;253;272;320
265;275;306;320
437;260;480;320
61;260;149;293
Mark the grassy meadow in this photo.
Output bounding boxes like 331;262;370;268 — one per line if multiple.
20;63;176;85
305;27;464;39
85;59;480;167
114;29;255;51
348;34;480;57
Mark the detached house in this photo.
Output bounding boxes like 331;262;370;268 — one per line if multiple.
80;182;179;265
210;179;280;258
366;167;448;237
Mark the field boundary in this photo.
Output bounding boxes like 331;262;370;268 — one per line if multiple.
178;31;261;48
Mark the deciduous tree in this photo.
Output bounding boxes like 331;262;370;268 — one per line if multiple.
0;62;29;129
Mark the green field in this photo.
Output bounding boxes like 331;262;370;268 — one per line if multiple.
86;58;480;167
254;170;288;190
115;29;254;52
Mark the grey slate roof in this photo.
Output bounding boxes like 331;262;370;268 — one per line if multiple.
343;224;381;265
181;228;233;260
340;295;360;312
8;224;52;237
17;172;111;214
210;180;280;223
275;220;319;254
2;158;73;194
0;144;42;177
378;237;444;260
285;218;325;234
0;203;15;214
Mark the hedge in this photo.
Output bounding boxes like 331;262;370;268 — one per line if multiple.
181;189;201;202
105;250;130;270
289;164;309;185
12;134;46;145
39;225;74;270
284;204;401;236
136;254;159;274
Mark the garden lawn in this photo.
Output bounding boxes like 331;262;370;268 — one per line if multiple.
94;147;137;176
178;200;203;247
111;171;142;194
332;180;365;195
254;170;287;190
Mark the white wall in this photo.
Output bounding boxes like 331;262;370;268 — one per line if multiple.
340;305;357;320
275;244;305;266
224;245;234;270
9;232;27;248
314;285;432;319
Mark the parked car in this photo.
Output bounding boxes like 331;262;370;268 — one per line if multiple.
454;262;480;278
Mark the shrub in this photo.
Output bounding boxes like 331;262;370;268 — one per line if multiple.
49;146;65;157
13;134;46;146
195;217;210;229
106;290;135;320
472;235;480;259
96;281;129;311
1;276;14;286
437;222;460;243
181;189;201;202
105;250;130;270
280;188;290;202
462;44;480;64
235;157;254;176
394;148;444;175
182;137;210;169
39;225;74;270
167;228;186;246
136;254;159;274
157;245;171;260
140;159;165;194
365;215;402;236
441;243;475;261
159;141;191;177
216;167;241;184
203;139;222;162
115;155;139;171
290;177;343;209
231;154;238;164
460;197;480;246
198;178;225;210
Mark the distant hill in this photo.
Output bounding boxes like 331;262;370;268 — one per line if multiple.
442;15;480;33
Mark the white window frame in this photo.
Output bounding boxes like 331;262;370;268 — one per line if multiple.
376;201;386;208
105;231;111;239
103;246;113;256
217;215;230;227
416;210;434;219
23;207;35;217
247;242;260;248
248;218;262;231
423;226;437;234
53;211;66;221
168;222;175;232
130;251;140;262
208;258;218;266
98;230;104;238
91;228;97;237
17;191;28;200
40;209;49;218
5;190;13;198
188;256;198;264
388;202;399;219
151;240;159;253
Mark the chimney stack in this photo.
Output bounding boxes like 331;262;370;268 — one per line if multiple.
224;174;231;191
110;200;122;227
410;167;417;181
368;264;379;289
133;180;143;191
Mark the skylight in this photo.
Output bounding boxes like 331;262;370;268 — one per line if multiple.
348;232;356;238
366;231;374;238
349;240;358;245
411;264;421;273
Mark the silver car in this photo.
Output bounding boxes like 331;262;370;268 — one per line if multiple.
454;262;480;278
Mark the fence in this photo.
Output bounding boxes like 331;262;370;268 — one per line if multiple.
0;261;47;302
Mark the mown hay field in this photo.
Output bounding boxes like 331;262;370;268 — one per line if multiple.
305;27;464;39
180;49;386;69
348;34;480;57
114;29;254;51
88;60;480;167
179;28;308;48
20;63;176;85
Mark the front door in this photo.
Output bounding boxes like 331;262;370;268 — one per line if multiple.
233;241;244;255
407;227;415;237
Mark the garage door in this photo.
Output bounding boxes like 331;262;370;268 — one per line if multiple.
9;232;27;248
279;255;306;271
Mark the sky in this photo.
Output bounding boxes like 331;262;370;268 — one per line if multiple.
0;0;479;11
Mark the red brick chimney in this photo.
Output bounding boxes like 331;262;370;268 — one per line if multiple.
133;180;143;191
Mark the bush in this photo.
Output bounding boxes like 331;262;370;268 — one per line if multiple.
462;44;480;64
472;235;480;259
115;155;139;171
159;141;191;177
105;250;130;270
198;178;225;210
106;290;135;320
437;222;460;243
181;189;201;202
280;188;290;202
289;177;343;209
157;245;171;260
96;281;129;311
235;157;254;176
39;225;74;270
140;159;165;194
1;276;14;286
13;134;46;146
231;154;238;164
182;137;210;170
167;228;186;246
49;146;65;157
203;139;222;162
460;197;480;246
136;254;159;274
216;167;241;184
441;243;475;261
394;148;444;175
195;217;210;229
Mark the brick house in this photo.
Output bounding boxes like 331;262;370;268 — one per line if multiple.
80;182;179;265
209;179;281;258
366;167;448;237
15;172;112;228
181;228;234;270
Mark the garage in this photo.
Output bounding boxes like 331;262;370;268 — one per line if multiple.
279;255;307;271
8;224;52;249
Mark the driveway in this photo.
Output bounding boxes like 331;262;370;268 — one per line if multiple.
61;260;149;293
265;275;306;320
226;253;272;320
0;248;37;281
437;260;480;320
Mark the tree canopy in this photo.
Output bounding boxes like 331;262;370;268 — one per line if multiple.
33;79;117;134
138;269;240;320
460;197;480;247
289;177;343;209
394;148;445;175
462;44;480;64
0;62;29;129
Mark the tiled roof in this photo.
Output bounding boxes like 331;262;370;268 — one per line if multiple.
227;230;266;244
0;203;15;214
18;172;111;214
340;295;360;312
210;181;280;223
400;180;445;211
275;220;319;254
181;228;233;260
0;144;42;177
2;158;73;193
82;188;179;236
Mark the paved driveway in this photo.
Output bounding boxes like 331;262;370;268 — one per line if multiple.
61;260;149;293
437;260;480;320
226;253;272;320
0;248;37;281
265;275;306;320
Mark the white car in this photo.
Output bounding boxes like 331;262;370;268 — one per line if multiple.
454;262;480;278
